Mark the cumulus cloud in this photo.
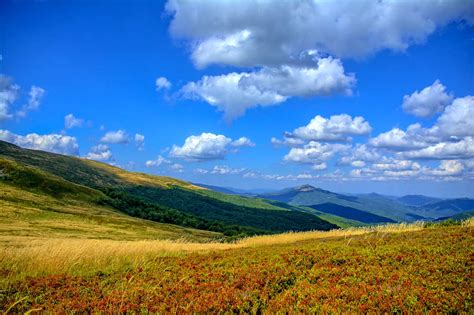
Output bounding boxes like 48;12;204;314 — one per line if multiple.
369;124;432;150
312;162;328;170
145;155;171;167
285;114;371;142
170;132;253;161
436;96;474;138
425;160;464;176
0;129;79;155
100;130;129;144
86;144;113;162
400;137;474;160
372;158;421;171
402;80;453;118
64;114;84;130
181;58;355;120
284;141;350;165
181;72;286;120
156;77;172;91
231;137;255;147
271;136;304;148
243;171;317;181
211;165;245;175
0;75;19;121
166;0;473;67
371;95;474;160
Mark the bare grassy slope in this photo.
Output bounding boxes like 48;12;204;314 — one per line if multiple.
0;157;220;242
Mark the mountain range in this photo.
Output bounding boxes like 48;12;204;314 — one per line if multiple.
195;183;474;226
0;140;337;241
1;140;473;240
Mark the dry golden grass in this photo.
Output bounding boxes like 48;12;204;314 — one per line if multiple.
5;219;469;286
82;159;205;190
0;183;219;242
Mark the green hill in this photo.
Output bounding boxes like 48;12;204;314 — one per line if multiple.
0;141;337;238
0;159;218;242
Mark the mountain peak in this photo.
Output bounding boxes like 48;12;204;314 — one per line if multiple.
295;184;317;192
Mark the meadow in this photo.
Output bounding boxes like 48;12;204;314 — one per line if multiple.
1;220;472;313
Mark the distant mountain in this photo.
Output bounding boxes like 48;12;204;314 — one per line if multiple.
259;184;474;223
0;141;337;238
418;199;474;218
397;195;442;207
259;185;425;223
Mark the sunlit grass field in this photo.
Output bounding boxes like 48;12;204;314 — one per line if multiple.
1;220;472;313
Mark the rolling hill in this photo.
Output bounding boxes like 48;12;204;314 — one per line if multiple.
0;141;337;238
0;158;218;242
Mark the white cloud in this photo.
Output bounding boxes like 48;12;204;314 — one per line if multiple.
16;85;45;118
181;58;354;120
401;137;474;160
156;77;172;91
271;136;304;148
372;158;421;171
436;96;474;138
284;141;350;165
166;0;473;67
64;114;84;129
100;130;129;144
170;132;252;161
347;158;467;181
211;165;245;175
0;129;79;156
369;124;433;150
181;72;286;120
0;75;19;121
312;162;327;170
463;159;474;170
350;160;366;168
425;160;464;176
402;80;453;118
371;95;474;156
171;163;184;172
135;133;145;150
146;155;171;167
287;114;371;142
243;171;317;181
194;168;209;174
231;136;255;147
86;144;113;162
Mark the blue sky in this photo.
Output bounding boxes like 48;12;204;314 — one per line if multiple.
1;0;473;197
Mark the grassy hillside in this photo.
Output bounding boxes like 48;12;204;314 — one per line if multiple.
1;221;471;313
0;176;218;242
0;141;337;236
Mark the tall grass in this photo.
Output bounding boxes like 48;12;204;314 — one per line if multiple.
2;219;471;286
